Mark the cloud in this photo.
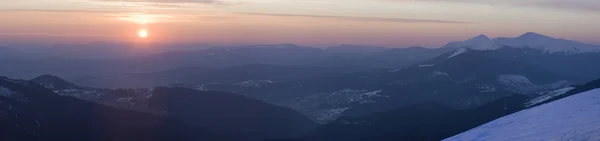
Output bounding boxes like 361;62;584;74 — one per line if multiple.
518;0;600;12
92;0;235;5
385;0;600;12
241;12;469;24
0;9;121;13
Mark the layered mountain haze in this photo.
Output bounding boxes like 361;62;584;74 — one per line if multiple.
3;0;600;139
0;76;250;141
303;46;575;121
14;32;591;124
1;31;599;141
26;75;318;140
60;40;577;124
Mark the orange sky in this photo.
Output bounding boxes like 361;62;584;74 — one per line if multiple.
1;0;599;47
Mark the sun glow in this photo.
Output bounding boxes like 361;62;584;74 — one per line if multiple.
138;29;148;38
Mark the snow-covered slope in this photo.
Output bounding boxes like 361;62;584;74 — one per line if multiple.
444;35;501;50
444;88;600;141
496;32;600;54
444;32;600;54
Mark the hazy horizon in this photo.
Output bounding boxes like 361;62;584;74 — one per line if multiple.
1;0;600;47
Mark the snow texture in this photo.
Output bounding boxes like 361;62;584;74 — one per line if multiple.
444;32;600;54
429;71;450;78
496;32;600;54
525;87;575;107
54;88;101;99
444;35;501;50
447;48;468;59
116;97;136;107
0;86;15;97
316;107;350;122
195;82;219;91
348;90;387;103
0;86;28;102
388;68;403;72
291;89;388;122
498;75;533;88
234;80;274;88
429;71;461;83
477;85;496;92
146;88;154;99
444;88;600;141
498;75;572;94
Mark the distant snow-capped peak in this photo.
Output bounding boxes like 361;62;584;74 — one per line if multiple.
495;32;600;54
444;34;501;50
444;32;600;54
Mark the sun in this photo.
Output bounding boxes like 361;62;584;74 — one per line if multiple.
138;29;148;38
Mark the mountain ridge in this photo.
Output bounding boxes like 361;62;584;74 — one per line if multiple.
444;32;600;54
0;76;251;141
22;75;319;140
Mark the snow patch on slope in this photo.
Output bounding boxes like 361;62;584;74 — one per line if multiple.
326;89;388;103
525;87;575;107
477;84;496;92
195;82;220;91
429;71;449;78
291;89;388;122
234;80;274;88
388;68;403;72
145;88;154;99
429;71;461;83
447;48;468;59
0;86;16;97
497;75;572;94
54;88;101;99
116;97;136;107
316;107;350;122
498;75;533;87
348;90;387;103
0;86;28;102
444;88;600;141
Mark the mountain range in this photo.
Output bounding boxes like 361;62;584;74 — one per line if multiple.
1;32;599;141
27;75;318;140
0;76;249;141
444;32;600;54
54;32;598;123
168;46;577;122
444;32;600;81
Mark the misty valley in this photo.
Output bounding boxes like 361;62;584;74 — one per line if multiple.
1;32;600;141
